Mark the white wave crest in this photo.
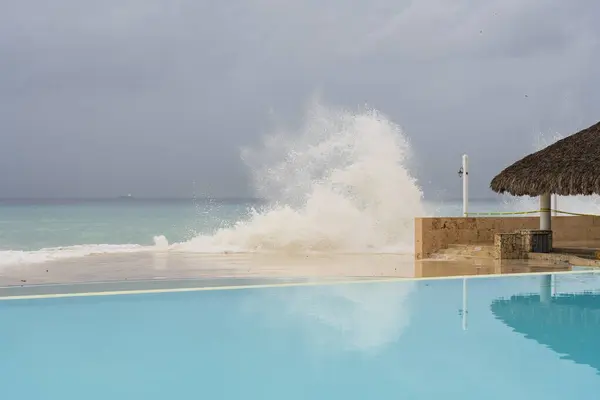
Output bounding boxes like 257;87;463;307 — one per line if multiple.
172;102;425;254
0;244;148;268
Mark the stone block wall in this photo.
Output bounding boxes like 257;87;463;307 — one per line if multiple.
494;233;525;260
415;215;598;259
493;230;553;260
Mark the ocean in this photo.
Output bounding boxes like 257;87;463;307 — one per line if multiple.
0;197;435;265
1;196;598;270
1;105;599;269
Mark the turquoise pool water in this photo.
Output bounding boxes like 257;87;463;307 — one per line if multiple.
1;273;600;399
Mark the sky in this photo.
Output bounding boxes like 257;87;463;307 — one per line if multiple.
1;0;599;199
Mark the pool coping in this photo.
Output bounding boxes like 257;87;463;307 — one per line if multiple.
1;268;598;301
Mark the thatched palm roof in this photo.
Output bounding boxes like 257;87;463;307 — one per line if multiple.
490;120;600;196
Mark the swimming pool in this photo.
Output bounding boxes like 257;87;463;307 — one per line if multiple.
2;272;600;399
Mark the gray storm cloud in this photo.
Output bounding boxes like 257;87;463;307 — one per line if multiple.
0;0;598;198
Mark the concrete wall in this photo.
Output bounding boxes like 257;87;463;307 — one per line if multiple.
414;216;600;259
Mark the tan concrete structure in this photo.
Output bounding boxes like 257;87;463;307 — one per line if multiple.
493;230;552;260
415;215;600;259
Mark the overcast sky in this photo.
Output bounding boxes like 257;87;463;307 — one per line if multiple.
1;0;599;199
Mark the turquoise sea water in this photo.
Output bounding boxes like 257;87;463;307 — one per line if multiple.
0;196;596;268
0;197;494;268
0;199;256;251
1;273;600;399
0;198;503;251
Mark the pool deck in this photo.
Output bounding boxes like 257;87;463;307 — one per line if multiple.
0;251;575;288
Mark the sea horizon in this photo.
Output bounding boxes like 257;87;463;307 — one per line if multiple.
0;195;503;203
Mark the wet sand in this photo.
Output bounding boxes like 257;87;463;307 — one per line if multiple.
0;251;574;287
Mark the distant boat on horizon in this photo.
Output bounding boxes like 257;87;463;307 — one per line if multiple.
118;194;134;199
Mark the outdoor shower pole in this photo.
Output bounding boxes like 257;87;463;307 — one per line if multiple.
462;154;469;217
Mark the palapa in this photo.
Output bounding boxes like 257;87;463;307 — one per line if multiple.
490;120;600;196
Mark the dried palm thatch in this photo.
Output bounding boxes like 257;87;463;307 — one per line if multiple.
490;120;600;196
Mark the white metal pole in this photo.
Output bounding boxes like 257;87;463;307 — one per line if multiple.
553;194;558;217
462;154;469;217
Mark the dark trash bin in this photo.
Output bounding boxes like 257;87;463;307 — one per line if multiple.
531;230;552;253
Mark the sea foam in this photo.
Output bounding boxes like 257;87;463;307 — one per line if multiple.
0;244;147;268
171;103;425;254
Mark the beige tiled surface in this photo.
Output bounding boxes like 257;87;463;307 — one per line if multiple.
0;252;572;287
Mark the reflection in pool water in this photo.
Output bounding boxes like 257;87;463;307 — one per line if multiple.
492;275;600;374
245;279;416;354
1;273;600;399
